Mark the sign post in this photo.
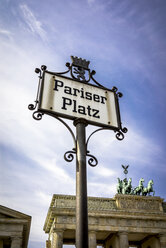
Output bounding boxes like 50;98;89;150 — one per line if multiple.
74;118;88;248
28;56;127;248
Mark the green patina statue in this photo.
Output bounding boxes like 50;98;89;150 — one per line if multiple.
117;165;155;196
133;178;144;195
142;179;155;196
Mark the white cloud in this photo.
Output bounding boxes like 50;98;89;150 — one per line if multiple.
0;35;75;242
0;29;13;40
87;0;96;6
87;125;162;166
19;4;47;42
93;166;115;177
88;181;117;197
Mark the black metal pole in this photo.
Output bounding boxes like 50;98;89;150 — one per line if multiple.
74;118;89;248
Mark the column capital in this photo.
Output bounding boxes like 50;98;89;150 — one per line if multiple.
11;236;22;240
52;228;64;233
51;230;64;248
158;233;166;237
158;233;166;242
89;230;96;234
118;231;128;235
11;236;22;248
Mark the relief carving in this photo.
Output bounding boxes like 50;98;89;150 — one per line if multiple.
88;199;116;210
116;195;163;212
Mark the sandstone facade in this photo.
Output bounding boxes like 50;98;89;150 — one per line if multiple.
0;205;31;248
44;194;166;248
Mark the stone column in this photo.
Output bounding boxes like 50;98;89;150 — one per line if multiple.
118;232;128;248
155;237;161;248
51;230;63;248
46;240;51;248
0;240;3;248
89;231;97;248
11;237;22;248
159;234;166;248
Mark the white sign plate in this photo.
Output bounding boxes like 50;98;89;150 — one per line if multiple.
39;71;120;129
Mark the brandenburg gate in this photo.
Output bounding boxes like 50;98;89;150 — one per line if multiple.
43;193;166;248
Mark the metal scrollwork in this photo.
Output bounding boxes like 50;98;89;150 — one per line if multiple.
28;101;38;111
28;65;47;118
91;73;108;89
86;126;127;165
28;56;128;168
112;86;118;92
117;92;123;98
86;151;98;167
111;86;123;98
115;126;128;141
121;127;128;133
64;149;76;162
53;62;71;76
32;111;44;120
41;65;47;71
115;130;124;140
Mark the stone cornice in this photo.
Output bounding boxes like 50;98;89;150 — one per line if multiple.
0;218;29;224
44;194;166;233
0;205;31;220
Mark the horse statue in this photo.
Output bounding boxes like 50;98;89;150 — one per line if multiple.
117;178;123;194
122;178;132;194
142;179;155;196
133;178;144;195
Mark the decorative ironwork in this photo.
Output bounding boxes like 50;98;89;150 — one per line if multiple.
86;127;107;148
64;149;76;162
85;127;127;166
111;86;123;98
28;56;127;141
86;151;98;167
32;111;44;120
115;127;128;141
28;56;128;167
64;148;98;166
28;65;47;113
50;115;76;148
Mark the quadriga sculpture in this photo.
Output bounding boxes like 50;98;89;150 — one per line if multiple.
142;179;155;196
133;178;145;195
117;178;123;194
116;177;155;196
122;178;132;194
117;178;132;195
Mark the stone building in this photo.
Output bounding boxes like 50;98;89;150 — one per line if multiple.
44;194;166;248
0;205;31;248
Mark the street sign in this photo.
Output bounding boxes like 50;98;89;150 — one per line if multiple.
38;71;121;129
28;56;128;248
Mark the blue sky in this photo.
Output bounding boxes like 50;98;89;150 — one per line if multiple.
0;0;166;247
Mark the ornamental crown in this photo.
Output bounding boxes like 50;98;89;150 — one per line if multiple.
71;56;90;69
